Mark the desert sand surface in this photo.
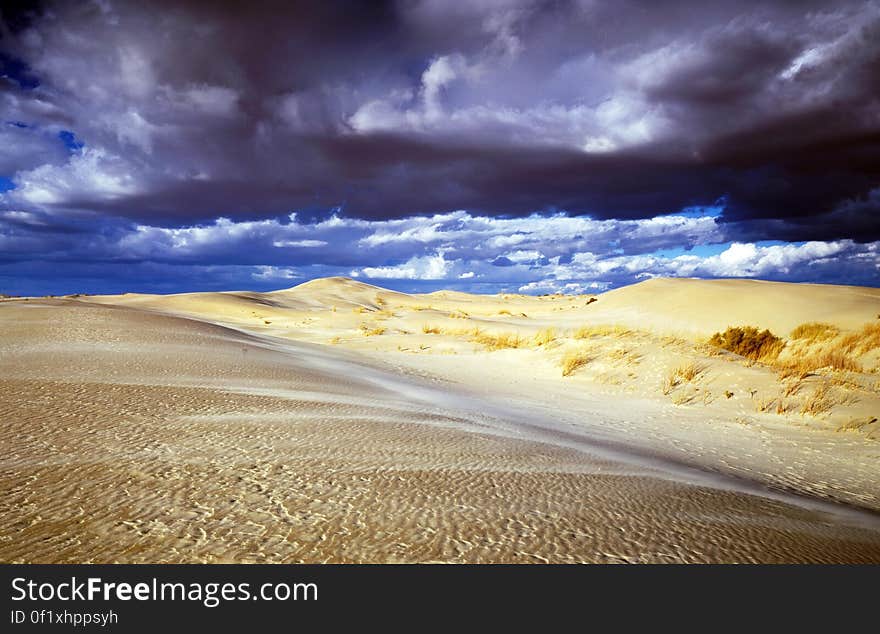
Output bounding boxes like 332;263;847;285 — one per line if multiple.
2;277;880;563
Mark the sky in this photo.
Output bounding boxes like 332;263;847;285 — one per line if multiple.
1;0;878;296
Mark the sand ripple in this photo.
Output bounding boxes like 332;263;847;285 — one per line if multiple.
2;301;880;563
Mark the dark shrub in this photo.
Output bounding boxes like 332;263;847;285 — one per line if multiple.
709;326;784;361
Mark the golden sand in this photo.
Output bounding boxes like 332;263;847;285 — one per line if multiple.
2;278;880;563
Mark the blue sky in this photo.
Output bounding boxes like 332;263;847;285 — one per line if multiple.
1;1;878;296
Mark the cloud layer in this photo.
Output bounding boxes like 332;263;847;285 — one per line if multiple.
1;1;878;294
2;208;876;295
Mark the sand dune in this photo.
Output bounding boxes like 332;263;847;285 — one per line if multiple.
2;277;880;563
588;277;880;335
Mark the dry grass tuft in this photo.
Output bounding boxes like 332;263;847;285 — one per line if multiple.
561;349;593;376
662;362;705;395
360;324;386;336
422;324;441;334
709;326;784;362
775;398;795;415
790;322;839;343
677;362;704;382
448;310;469;319
671;388;700;406
781;378;804;398
473;331;525;351
829;372;862;389
836;416;878;433
799;381;834;416
840;321;880;355
572;324;631;339
609;347;641;365
533;328;557;347
751;393;778;413
776;349;862;379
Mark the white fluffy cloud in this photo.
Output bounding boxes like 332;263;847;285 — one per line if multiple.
360;251;457;280
3;207;877;294
9;148;141;205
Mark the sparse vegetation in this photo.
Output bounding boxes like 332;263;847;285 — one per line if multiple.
608;347;641;365
790;322;839;343
774;396;796;414
800;381;834;416
533;328;557;346
678;362;703;382
781;378;804;398
776;349;862;379
662;362;705;395
360;324;386;336
561;349;593;376
572;324;631;339
836;416;878;433
708;326;784;362
472;331;525;351
449;310;469;319
753;394;777;413
671;388;700;406
422;324;441;334
841;321;880;355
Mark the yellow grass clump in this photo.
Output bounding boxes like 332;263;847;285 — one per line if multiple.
800;381;834;416
422;324;441;334
533;328;557;347
473;331;525;351
449;310;469;319
790;322;839;343
840;321;880;355
708;326;784;362
561;350;592;376
776;349;862;379
661;362;705;395
360;324;386;336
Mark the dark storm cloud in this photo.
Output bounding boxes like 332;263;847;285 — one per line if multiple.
0;0;879;294
0;1;876;231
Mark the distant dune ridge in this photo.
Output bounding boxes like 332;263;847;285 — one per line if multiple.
593;278;880;334
2;277;880;563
